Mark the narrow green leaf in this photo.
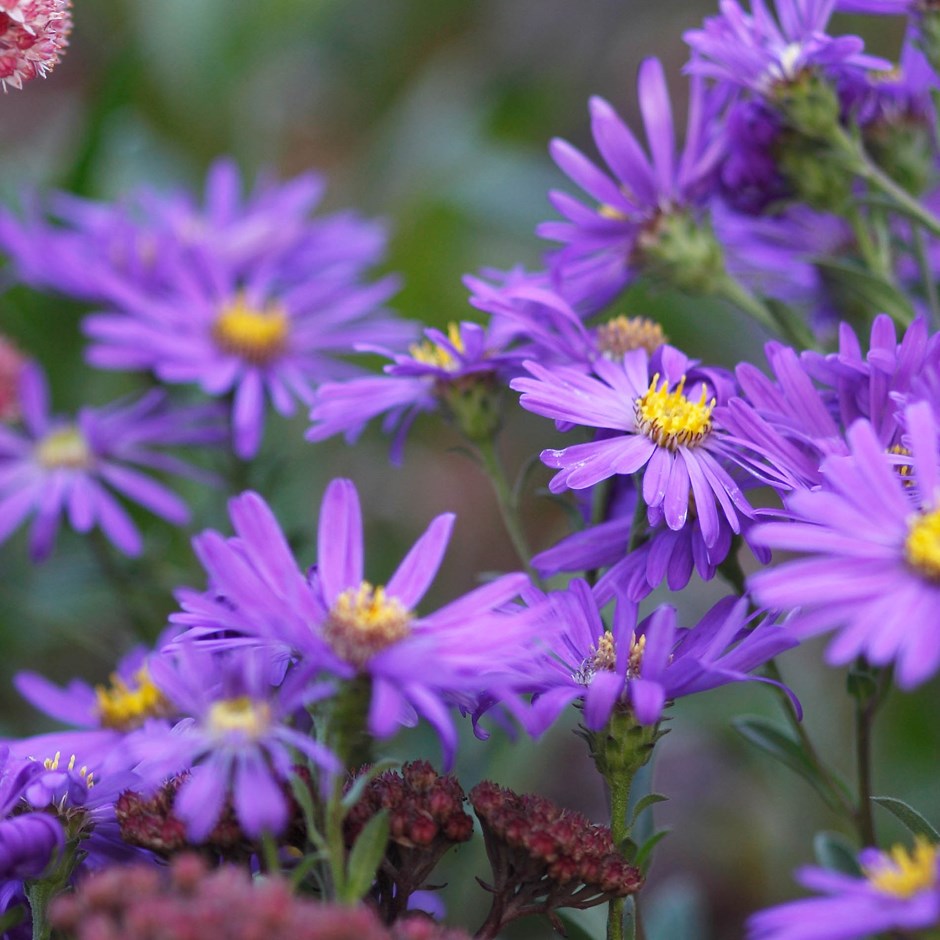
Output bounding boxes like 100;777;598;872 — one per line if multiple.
813;831;861;875
553;911;597;940
733;715;845;811
289;774;324;851
0;906;23;933
634;829;670;872
619;836;638;862
872;797;940;841
341;759;399;817
815;258;915;326
630;793;668;828
342;810;390;903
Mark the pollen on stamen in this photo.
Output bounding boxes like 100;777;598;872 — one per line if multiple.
41;751;94;788
95;666;173;731
212;293;289;365
888;444;914;488
864;838;938;898
634;373;714;451
35;425;93;470
595;316;666;360
324;581;413;668
904;507;940;581
409;323;465;371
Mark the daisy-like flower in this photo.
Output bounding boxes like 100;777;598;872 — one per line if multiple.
131;646;339;842
747;837;940;939
15;645;176;732
0;364;224;560
0;160;388;305
538;57;723;310
511;345;752;548
520;582;797;735
307;320;526;462
173;481;536;766
750;400;940;688
83;249;409;458
0;0;71;91
684;0;889;98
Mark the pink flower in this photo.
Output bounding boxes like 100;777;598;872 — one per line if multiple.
0;0;72;91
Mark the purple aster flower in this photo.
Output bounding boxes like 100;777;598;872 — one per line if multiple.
518;582;797;735
83;244;410;458
511;345;753;548
307;320;526;462
132;645;339;842
750;399;940;688
0;159;389;306
0;749;63;881
684;0;889;98
0;363;224;560
537;57;723;310
747;838;940;939
467;271;667;374
173;482;536;766
15;645;176;732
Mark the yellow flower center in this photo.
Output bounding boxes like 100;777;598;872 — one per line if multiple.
207;696;272;740
95;666;172;731
41;751;94;788
324;581;413;668
212;294;289;365
864;838;938;898
905;507;940;581
35;425;93;470
634;374;714;451
595;316;666;360
409;323;465;372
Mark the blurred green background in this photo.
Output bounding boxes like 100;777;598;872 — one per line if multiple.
0;1;937;937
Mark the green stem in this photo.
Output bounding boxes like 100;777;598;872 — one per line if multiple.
763;660;857;822
718;276;816;350
846;201;891;283
607;771;634;940
851;134;940;238
912;224;940;327
852;665;891;847
475;437;540;584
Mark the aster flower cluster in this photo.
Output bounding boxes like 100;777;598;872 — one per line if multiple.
6;0;940;934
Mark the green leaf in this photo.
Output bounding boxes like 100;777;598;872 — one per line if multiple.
341;810;390;903
634;829;670;872
619;836;638;863
871;797;940;841
289;774;325;852
341;759;400;818
0;906;24;933
733;715;847;812
813;831;861;875
815;258;915;326
630;793;668;828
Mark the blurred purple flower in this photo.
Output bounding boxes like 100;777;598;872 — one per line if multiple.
747;838;940;939
133;646;339;842
0;364;224;560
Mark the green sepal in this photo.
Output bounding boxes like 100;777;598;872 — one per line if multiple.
733;715;851;813
340;809;390;904
813;831;861;875
871;796;940;842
